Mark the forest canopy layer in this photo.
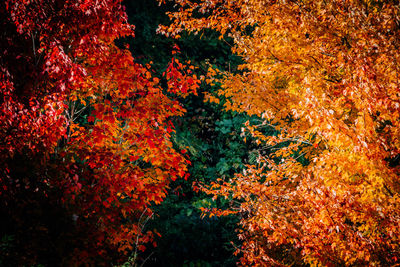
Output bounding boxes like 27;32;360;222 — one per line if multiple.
1;0;400;266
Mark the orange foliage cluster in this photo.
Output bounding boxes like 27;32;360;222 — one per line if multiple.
163;0;400;265
1;0;198;263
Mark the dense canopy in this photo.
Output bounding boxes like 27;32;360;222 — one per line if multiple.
1;0;400;266
1;0;197;264
163;0;400;265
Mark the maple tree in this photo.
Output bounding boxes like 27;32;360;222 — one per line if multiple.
162;0;400;265
0;0;198;264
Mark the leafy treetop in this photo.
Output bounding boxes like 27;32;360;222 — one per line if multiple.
161;0;400;265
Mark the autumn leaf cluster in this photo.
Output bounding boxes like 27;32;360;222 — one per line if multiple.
0;0;198;264
163;0;400;265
